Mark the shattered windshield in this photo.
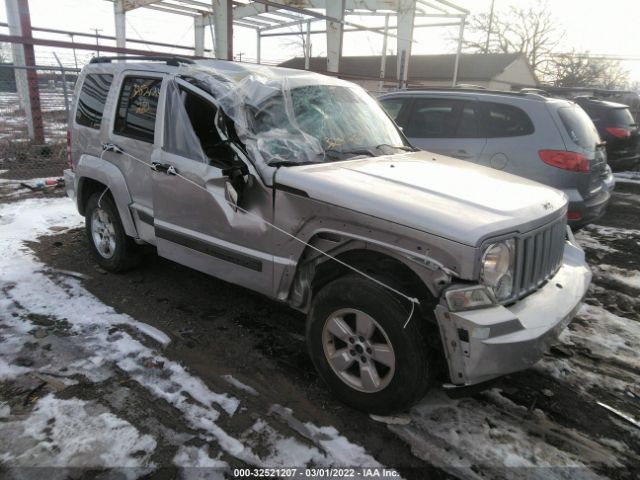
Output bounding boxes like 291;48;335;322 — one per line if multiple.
247;84;410;165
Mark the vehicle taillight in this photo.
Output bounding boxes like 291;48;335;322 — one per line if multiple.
66;130;73;171
539;150;589;173
605;127;631;139
567;211;582;221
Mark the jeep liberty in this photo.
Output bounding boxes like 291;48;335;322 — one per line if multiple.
64;57;591;413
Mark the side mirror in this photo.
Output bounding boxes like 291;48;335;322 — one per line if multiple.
225;180;239;212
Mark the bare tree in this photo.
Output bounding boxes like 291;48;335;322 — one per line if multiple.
284;22;311;62
462;0;561;77
543;51;630;89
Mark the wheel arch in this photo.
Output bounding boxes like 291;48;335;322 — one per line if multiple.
75;154;138;238
286;233;452;316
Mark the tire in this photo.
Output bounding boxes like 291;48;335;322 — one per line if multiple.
85;192;142;272
307;274;433;414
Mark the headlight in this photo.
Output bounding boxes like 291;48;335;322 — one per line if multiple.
480;240;515;300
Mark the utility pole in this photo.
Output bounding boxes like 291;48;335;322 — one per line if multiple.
92;28;103;56
485;0;495;53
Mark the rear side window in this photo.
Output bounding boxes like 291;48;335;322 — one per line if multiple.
380;98;406;121
482;102;534;137
114;76;162;143
75;74;113;129
558;106;600;151
404;98;480;138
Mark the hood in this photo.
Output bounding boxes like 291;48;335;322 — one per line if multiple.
275;151;567;246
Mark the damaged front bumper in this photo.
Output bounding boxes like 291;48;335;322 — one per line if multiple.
435;241;591;387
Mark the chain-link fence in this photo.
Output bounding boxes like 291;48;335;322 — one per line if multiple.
0;63;78;179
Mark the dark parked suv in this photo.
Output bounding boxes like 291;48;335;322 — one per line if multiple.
573;97;640;171
380;90;615;227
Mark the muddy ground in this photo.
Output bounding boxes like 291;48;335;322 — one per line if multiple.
1;180;639;479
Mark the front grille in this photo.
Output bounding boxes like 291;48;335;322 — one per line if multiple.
512;216;567;300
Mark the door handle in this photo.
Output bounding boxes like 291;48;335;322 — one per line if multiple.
151;162;178;176
102;143;124;154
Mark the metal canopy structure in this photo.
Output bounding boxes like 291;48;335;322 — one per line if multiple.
2;0;467;143
109;1;468;87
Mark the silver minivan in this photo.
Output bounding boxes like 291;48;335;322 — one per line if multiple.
65;58;591;413
380;90;615;227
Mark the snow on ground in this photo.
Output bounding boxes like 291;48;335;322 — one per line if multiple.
0;395;157;469
390;390;609;480
0;197;386;475
585;225;640;239
222;374;259;396
593;264;640;290
535;304;640;396
1;195;638;477
575;229;619;253
614;171;640;185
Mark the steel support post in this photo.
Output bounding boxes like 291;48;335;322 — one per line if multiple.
5;0;44;143
379;13;389;91
396;0;416;89
212;0;233;60
194;14;206;56
114;0;126;49
326;0;345;73
452;17;465;87
256;29;261;64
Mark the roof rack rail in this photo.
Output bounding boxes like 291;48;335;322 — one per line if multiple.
519;87;550;97
90;56;196;66
455;83;487;89
400;86;541;98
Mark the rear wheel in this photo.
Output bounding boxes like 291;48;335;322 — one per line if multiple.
307;274;433;414
85;192;142;272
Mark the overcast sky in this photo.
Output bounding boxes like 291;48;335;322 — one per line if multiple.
2;0;639;81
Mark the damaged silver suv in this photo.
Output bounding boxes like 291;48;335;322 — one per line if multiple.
64;57;591;414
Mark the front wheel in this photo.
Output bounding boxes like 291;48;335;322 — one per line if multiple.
307;274;433;414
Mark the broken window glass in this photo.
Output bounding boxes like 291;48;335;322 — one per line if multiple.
173;64;410;175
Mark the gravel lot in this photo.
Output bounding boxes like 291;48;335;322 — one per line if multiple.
0;175;638;479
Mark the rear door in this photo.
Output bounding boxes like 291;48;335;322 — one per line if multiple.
400;96;486;161
150;78;274;296
106;72;165;223
475;101;537;173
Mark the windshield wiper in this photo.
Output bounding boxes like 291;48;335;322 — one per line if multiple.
268;160;322;167
324;148;376;159
375;143;417;152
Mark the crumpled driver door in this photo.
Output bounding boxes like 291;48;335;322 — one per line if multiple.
151;77;274;296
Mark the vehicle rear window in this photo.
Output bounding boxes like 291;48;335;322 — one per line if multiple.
114;76;162;143
75;74;113;129
558;106;600;151
482;102;534;137
607;107;635;127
